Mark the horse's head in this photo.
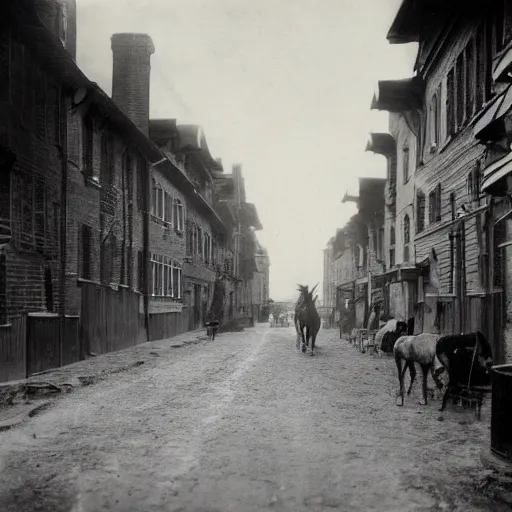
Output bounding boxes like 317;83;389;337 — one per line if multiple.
476;331;493;369
396;321;408;335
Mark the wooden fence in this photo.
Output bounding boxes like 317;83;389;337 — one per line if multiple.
80;282;146;356
25;313;81;376
148;308;192;342
0;316;26;382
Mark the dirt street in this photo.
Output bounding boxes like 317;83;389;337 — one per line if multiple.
0;325;503;511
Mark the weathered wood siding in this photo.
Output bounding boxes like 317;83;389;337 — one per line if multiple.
414;19;487;294
80;282;146;356
0;316;26;382
148;308;192;342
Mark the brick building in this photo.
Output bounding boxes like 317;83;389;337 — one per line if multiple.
0;0;266;382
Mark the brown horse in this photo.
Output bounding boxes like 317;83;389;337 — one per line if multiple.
295;284;321;356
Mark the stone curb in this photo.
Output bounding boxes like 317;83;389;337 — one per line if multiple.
0;401;51;432
0;330;212;411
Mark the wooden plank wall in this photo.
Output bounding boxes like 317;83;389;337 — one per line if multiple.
80;282;146;356
148;307;192;342
0;315;26;382
26;315;60;376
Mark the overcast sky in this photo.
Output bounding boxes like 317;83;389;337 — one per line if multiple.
76;0;417;302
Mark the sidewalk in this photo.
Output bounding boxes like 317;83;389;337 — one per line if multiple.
0;328;210;411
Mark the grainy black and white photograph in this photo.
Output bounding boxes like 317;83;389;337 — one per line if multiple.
1;0;512;510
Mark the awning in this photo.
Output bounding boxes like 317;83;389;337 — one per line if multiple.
493;38;512;83
371;77;424;112
474;85;512;141
240;203;263;230
365;133;396;157
481;151;512;195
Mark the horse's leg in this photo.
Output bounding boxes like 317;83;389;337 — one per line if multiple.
406;361;416;396
395;355;405;406
439;384;451;412
419;364;429;405
300;324;306;353
311;329;317;357
306;326;310;348
430;366;444;392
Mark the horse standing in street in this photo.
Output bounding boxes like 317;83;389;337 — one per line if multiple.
295;284;321;356
393;333;445;406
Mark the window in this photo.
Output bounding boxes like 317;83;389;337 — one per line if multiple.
100;132;113;186
197;226;203;256
403;214;410;263
428;184;442;224
402;147;410;183
164;191;172;224
390;225;396;245
80;224;92;280
150;253;182;298
82;115;93;178
416;190;426;233
447;68;456;137
450;192;456;221
123;152;134;202
476;24;487;110
465;41;476;120
174;199;184;231
378;228;384;260
467;162;481;204
456;53;465;129
429;87;441;148
186;222;193;255
389;248;395;268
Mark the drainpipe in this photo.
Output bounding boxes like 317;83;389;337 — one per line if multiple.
58;85;68;368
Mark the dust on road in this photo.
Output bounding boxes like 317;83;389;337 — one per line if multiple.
0;325;502;511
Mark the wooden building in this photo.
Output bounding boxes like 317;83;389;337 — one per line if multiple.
371;0;512;361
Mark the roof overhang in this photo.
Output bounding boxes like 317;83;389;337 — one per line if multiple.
473;85;512;141
240;203;263;231
371;77;424;112
493;38;512;83
481;151;512;196
365;133;396;157
386;0;420;44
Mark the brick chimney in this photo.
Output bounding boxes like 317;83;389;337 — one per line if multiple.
111;33;155;136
